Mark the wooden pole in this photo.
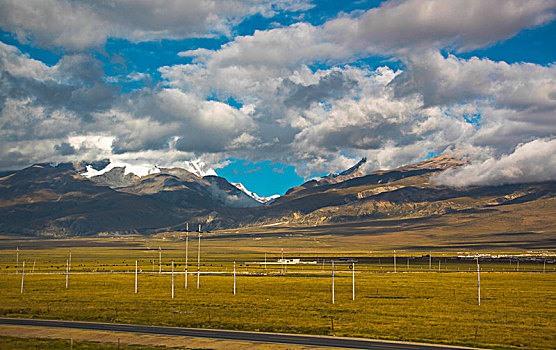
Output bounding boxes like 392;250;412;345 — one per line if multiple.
158;247;161;274
16;247;19;275
69;249;72;271
171;261;175;299
32;259;36;273
429;251;432;272
135;260;138;294
20;261;25;294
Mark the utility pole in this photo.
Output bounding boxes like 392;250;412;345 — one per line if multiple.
185;233;189;289
159;247;162;274
20;261;25;294
394;250;397;273
233;261;236;295
171;261;175;299
477;258;481;306
69;249;72;271
135;260;138;294
16;247;19;275
65;259;69;289
429;251;432;272
352;262;355;301
197;226;201;289
331;261;335;304
281;248;284;274
32;259;36;273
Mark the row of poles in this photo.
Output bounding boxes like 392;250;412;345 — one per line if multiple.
14;232;531;306
14;246;544;275
19;258;478;305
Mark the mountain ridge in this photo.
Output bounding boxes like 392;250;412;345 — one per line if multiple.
0;155;554;237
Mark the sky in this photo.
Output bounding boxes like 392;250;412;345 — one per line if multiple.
0;0;555;197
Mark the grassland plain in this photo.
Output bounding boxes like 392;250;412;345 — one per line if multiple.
0;234;554;350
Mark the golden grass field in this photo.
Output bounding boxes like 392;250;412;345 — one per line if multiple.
0;229;554;350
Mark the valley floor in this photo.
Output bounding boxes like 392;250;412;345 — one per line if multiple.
0;232;554;350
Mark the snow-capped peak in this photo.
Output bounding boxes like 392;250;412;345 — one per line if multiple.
81;159;217;179
81;161;160;178
182;160;217;177
232;182;280;204
324;157;367;179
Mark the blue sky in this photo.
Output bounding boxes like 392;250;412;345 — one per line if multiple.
0;0;555;195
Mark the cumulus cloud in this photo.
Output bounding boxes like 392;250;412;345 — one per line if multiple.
390;51;556;110
433;138;556;187
178;48;214;58
101;88;257;155
1;0;555;190
0;0;314;50
0;43;117;145
284;70;358;109
0;41;52;80
160;30;556;179
324;0;556;54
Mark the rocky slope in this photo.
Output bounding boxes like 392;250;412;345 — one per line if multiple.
218;155;554;228
0;165;193;236
0;155;554;236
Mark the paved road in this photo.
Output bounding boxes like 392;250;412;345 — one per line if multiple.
0;318;480;350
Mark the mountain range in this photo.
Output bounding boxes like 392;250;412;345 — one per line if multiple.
0;156;554;236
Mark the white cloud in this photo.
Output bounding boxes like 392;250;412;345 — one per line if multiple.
0;0;315;50
324;0;556;54
390;51;556;110
228;132;260;149
178;48;214;58
1;0;556;190
210;23;339;69
0;41;52;80
433;138;556;187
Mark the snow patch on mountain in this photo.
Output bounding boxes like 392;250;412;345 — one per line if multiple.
81;159;216;178
182;160;217;177
232;182;280;204
82;161;160;178
323;157;367;180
